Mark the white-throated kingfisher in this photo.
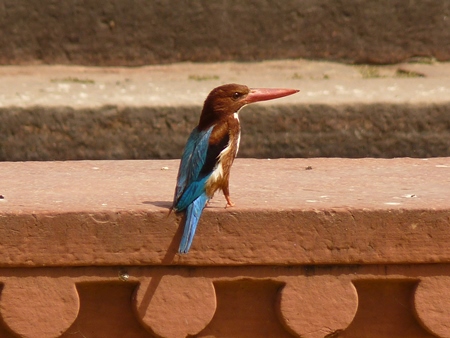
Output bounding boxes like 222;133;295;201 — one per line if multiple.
172;83;299;253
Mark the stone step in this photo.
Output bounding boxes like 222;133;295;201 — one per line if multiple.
1;158;450;265
1;0;449;66
1;60;449;161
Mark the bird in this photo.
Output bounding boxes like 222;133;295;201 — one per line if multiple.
171;83;299;253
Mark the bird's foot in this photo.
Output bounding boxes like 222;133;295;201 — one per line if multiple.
224;196;235;209
225;202;235;209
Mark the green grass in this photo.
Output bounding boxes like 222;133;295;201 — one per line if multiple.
188;75;220;81
395;69;425;78
51;77;95;84
358;66;382;79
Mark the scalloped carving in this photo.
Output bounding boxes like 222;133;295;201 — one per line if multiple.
133;275;216;338
0;277;79;338
415;277;450;338
278;276;358;338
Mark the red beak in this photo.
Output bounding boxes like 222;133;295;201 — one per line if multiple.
245;87;299;104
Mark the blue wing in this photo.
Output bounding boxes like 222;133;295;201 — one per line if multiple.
172;126;214;211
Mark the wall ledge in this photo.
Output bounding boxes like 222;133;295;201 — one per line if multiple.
0;158;449;337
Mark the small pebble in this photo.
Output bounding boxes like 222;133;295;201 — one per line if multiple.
118;271;129;281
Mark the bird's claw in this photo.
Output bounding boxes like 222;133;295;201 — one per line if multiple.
225;196;235;209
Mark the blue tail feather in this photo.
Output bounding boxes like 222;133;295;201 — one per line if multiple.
178;193;209;254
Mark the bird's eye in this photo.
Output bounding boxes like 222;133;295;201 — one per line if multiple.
232;92;241;100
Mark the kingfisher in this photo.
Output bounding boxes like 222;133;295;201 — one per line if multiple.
172;83;299;253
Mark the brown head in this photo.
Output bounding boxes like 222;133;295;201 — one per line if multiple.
198;83;299;130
